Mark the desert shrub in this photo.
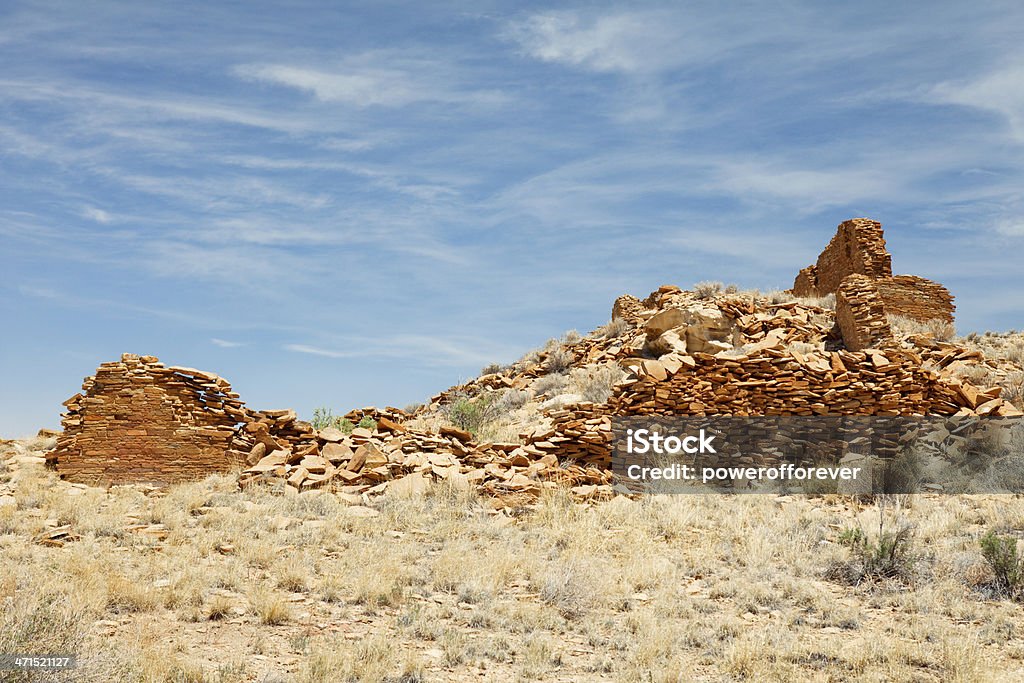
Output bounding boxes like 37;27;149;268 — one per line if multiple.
0;591;90;677
1002;339;1024;365
444;393;494;435
599;318;631;339
545;346;574;374
796;293;836;310
571;364;626;404
888;315;955;341
537;562;597;620
533;374;569;398
980;531;1024;599
490;388;531;415
563;329;582;344
724;283;739;294
765;289;791;304
249;587;291;625
1002;371;1024;408
830;521;919;584
693;281;723;299
357;416;377;431
952;363;992;385
480;362;504;376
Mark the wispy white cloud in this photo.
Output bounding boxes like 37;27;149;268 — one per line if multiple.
81;206;113;224
284;343;353;359
285;334;516;367
211;338;244;348
929;62;1024;142
507;10;686;74
994;219;1024;237
234;54;507;108
505;8;774;76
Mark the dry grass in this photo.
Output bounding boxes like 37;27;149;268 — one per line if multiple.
890;314;957;341
693;280;723;299
5;444;1024;680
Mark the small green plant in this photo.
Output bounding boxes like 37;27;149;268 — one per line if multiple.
310;406;335;430
444;392;494;435
829;517;919;584
980;531;1024;599
838;526;866;548
310;407;357;434
357;416;377;431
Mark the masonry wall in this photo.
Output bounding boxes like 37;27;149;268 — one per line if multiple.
792;266;819;298
810;218;892;295
835;275;894;352
532;340;996;471
875;275;955;324
53;354;247;484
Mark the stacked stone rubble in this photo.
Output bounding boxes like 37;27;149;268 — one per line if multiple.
238;417;612;504
522;283;1019;472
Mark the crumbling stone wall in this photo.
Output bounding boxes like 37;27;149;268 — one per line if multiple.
793;266;819;298
531;339;1020;471
835;275;894;352
792;218;956;349
874;275;955;324
53;354;248;484
794;218;892;296
611;294;644;322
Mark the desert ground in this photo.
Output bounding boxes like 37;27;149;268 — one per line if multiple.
5;432;1024;682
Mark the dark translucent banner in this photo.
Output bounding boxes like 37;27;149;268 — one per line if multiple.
610;416;1024;494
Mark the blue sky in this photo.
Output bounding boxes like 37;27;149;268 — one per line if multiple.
2;1;1023;436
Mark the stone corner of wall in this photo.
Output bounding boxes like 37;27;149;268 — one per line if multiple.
835;274;894;352
792;265;819;297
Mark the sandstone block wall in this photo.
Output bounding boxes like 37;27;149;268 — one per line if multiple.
874;275;955;324
799;218;892;296
529;342;1017;471
792;266;819;298
53;354;248;484
792;218;956;349
836;275;894;352
611;294;644;322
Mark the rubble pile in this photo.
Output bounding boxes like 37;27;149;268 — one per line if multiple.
237;415;612;504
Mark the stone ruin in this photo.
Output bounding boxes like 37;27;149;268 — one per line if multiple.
52;355;248;483
50;353;608;499
44;217;1006;497
792;218;955;351
51;354;320;485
